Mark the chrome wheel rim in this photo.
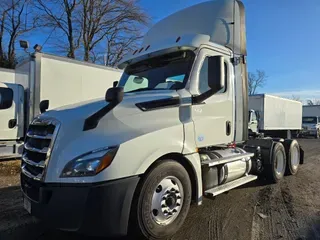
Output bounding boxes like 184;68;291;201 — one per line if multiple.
151;176;184;226
275;150;285;176
291;147;299;170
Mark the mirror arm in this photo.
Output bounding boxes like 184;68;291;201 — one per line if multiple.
83;87;124;131
191;89;215;105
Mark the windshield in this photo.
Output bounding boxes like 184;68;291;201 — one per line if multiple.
119;50;195;93
302;117;317;124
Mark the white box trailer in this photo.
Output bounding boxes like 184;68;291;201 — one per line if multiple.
248;94;302;137
0;53;123;159
0;68;16;83
303;105;320;117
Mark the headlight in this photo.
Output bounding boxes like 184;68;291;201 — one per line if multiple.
60;147;118;178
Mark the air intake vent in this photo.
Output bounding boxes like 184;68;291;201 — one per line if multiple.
21;118;60;182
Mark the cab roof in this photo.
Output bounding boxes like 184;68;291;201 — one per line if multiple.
118;0;246;69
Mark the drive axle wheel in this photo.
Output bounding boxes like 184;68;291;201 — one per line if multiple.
284;140;300;175
130;160;191;240
265;142;287;183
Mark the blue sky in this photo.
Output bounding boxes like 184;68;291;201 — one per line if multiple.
139;0;320;101
21;0;320;101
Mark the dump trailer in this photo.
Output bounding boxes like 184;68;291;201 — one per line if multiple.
301;105;320;138
248;94;302;138
20;1;304;239
0;53;122;160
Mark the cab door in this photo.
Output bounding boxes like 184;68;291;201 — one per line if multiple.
0;83;24;140
191;48;234;147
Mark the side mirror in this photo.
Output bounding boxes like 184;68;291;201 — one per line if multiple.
207;56;225;94
113;81;118;88
39;100;49;113
105;87;124;103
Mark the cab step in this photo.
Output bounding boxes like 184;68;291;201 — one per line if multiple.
201;152;254;167
204;175;258;197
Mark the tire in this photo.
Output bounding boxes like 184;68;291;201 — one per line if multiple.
265;142;287;183
284;140;300;175
129;160;192;240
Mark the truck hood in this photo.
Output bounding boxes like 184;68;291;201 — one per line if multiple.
302;123;317;129
43;90;179;124
40;90;185;183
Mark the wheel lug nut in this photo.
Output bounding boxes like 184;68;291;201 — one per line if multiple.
164;210;168;214
173;209;177;213
171;188;175;191
168;212;173;216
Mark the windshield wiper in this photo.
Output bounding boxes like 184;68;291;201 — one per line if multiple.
127;88;155;93
127;88;169;93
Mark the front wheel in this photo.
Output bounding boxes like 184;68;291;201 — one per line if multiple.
130;160;192;240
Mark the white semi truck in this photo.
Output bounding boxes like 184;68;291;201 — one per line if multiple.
0;53;122;160
20;1;304;239
248;94;302;138
301;105;320;138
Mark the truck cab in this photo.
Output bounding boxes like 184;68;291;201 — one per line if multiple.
0;82;25;158
301;116;320;138
20;1;303;239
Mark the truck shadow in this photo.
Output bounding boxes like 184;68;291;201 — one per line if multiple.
0;185;134;240
301;216;320;239
237;176;271;190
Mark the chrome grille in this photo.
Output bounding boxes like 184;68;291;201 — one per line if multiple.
21;118;60;181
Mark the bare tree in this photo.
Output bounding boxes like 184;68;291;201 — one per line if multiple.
0;0;38;68
307;99;320;105
34;0;81;58
0;2;12;67
80;0;148;64
291;95;302;102
248;70;267;95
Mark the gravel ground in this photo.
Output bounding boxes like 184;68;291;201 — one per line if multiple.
0;139;319;240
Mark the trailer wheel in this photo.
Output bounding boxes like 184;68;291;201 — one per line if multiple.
284;140;300;175
265;142;286;183
130;160;192;240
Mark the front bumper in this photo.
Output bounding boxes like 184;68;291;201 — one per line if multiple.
21;173;140;237
300;129;317;136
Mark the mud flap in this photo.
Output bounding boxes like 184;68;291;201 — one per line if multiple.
299;146;304;164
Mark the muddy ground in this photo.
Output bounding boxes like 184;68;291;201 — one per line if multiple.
0;139;319;240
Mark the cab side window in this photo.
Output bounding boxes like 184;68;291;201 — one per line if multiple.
0;87;13;110
251;112;257;121
199;57;227;94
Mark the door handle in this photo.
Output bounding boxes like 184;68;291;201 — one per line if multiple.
226;121;231;136
8;119;17;129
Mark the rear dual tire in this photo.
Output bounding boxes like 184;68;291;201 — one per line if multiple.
130;160;192;240
284;140;300;175
265;142;287;183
